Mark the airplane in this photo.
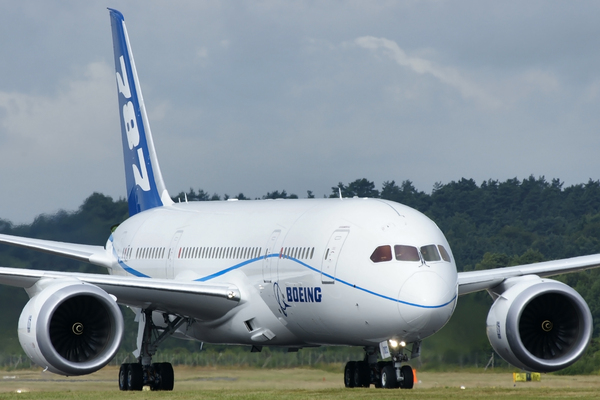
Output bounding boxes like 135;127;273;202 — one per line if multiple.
0;7;599;391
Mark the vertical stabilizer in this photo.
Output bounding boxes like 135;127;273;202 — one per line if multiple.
108;9;173;216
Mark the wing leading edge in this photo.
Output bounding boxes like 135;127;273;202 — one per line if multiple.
0;233;113;268
457;253;600;295
0;266;241;321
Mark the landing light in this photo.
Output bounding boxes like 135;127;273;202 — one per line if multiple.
389;339;406;348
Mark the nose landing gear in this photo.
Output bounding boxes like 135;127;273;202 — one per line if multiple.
343;342;418;390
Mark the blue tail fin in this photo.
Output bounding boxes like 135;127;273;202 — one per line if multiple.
108;9;173;216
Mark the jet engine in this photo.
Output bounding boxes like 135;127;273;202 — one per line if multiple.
486;275;592;372
18;280;124;376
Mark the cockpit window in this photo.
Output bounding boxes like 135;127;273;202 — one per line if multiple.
420;244;441;262
438;245;451;262
370;245;392;263
394;245;420;262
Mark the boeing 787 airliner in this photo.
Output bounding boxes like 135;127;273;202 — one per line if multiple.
0;8;598;391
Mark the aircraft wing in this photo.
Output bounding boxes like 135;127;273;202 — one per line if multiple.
0;266;241;321
457;253;600;295
0;233;113;268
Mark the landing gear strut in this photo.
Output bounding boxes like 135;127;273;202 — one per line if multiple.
118;309;189;391
343;342;418;390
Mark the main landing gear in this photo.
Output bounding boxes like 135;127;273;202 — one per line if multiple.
119;309;189;391
343;343;417;389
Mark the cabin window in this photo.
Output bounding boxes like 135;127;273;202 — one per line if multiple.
370;245;392;263
421;244;441;262
394;245;420;262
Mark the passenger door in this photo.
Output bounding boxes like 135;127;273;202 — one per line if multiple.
166;230;183;279
321;230;349;284
263;230;281;283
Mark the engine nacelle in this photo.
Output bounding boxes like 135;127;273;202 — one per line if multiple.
18;280;124;376
486;275;592;372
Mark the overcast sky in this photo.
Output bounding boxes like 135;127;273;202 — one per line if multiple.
1;1;600;224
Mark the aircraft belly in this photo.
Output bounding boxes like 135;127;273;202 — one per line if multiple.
184;289;306;346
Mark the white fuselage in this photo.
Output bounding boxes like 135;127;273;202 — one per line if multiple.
108;198;458;348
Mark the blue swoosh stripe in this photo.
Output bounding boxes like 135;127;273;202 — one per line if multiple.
194;256;266;282
109;235;151;278
288;257;457;309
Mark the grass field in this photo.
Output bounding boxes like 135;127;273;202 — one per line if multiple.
1;366;599;399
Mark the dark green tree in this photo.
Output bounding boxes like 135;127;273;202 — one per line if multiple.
330;178;379;198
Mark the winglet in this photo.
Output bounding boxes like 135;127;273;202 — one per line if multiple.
108;9;173;216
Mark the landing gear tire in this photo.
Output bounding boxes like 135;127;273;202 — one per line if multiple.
344;361;356;388
374;361;387;388
119;364;129;391
152;362;174;391
400;365;414;389
127;363;143;391
354;361;370;388
380;364;398;389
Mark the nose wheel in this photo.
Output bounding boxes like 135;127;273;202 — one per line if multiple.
343;345;416;389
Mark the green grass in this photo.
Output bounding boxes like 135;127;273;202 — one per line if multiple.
0;366;599;399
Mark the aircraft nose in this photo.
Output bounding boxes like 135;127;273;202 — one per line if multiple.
398;271;456;332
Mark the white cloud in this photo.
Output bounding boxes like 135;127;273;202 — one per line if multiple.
196;47;209;60
355;36;501;108
0;62;116;162
0;61;122;223
584;79;600;103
